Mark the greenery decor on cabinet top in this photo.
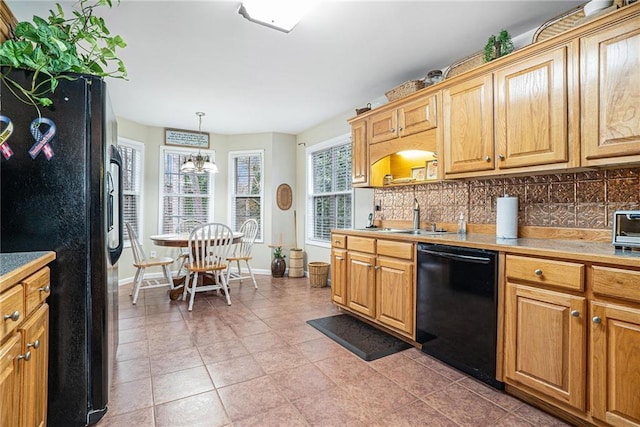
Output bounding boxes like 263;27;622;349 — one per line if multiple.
0;0;127;110
483;29;514;63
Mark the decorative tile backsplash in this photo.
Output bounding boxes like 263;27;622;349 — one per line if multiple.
373;168;640;229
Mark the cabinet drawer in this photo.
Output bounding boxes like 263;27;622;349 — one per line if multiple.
332;234;346;249
506;255;584;291
377;240;413;260
591;265;640;303
347;236;375;254
23;267;51;316
1;285;25;341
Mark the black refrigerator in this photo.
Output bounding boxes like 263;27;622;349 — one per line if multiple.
0;69;123;426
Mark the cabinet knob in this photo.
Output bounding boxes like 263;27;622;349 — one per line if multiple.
390;128;395;133
39;285;50;293
592;316;602;324
374;265;380;270
27;340;40;350
335;256;344;261
571;310;580;317
484;156;491;162
398;127;403;132
534;269;543;276
3;311;20;322
498;154;505;160
17;351;31;362
366;263;373;268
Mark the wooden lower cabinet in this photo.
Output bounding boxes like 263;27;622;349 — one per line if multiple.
19;304;49;427
376;256;414;335
331;234;415;339
346;251;376;317
331;249;347;305
0;254;53;427
0;333;22;427
504;282;587;411
590;301;640;427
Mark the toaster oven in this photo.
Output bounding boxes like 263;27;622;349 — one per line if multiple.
612;210;640;249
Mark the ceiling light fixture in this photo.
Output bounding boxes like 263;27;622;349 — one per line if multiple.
180;112;218;174
238;0;316;33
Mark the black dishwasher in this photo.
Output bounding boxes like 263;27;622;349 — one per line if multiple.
416;243;503;389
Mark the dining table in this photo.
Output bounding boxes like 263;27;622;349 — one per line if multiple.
150;231;244;300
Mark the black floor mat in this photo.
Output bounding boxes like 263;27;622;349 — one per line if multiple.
307;314;412;361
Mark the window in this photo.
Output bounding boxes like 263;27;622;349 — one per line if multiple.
306;134;352;246
118;138;144;246
228;150;264;241
158;146;215;233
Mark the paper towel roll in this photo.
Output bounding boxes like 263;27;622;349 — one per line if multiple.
496;196;518;239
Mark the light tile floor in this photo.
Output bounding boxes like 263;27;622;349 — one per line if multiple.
97;275;571;427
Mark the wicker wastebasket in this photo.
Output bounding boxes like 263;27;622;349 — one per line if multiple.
308;262;329;288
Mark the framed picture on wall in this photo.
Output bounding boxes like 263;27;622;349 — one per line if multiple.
164;128;209;148
411;166;426;181
426;160;438;180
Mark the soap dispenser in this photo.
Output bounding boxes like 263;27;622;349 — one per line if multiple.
457;213;467;235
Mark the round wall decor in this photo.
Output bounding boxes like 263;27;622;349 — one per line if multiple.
276;183;292;210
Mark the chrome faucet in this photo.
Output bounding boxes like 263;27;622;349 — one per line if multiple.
413;198;420;230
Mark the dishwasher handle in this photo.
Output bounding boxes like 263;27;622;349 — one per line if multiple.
418;248;492;264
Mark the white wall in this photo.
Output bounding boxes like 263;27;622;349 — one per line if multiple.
116;120;301;281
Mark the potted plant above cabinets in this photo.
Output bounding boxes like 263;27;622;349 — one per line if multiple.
483;29;514;62
0;0;127;113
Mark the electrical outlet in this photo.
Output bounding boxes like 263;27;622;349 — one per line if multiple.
150;251;157;258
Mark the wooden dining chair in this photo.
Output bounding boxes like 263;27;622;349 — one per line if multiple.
173;219;203;277
125;222;175;304
226;219;259;289
182;222;234;311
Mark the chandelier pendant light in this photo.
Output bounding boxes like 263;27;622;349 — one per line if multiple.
180;112;218;174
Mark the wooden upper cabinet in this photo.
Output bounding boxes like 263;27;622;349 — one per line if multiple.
397;95;437;138
443;74;495;175
369;108;397;144
495;44;577;170
581;15;640;166
350;118;369;187
369;94;437;144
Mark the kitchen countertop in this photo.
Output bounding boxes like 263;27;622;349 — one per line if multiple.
336;229;640;268
0;251;56;292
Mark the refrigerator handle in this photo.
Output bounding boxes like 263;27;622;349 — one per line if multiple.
108;145;124;265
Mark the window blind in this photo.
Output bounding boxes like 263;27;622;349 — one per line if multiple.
229;150;263;240
307;139;352;244
118;140;143;244
159;147;214;233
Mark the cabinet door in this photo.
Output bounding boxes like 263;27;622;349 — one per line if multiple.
351;119;369;187
19;304;49;427
443;74;495;175
369;109;397;144
0;334;22;427
581;17;640;166
398;94;437;138
504;283;586;411
331;249;348;306
495;45;572;169
591;301;640;427
375;257;414;336
347;252;376;317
